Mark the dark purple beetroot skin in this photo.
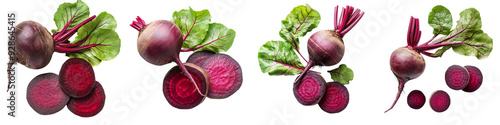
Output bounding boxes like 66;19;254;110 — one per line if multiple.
293;72;326;105
390;47;425;81
137;20;183;65
201;54;243;99
59;58;96;98
14;21;54;69
67;81;106;117
430;90;450;112
445;65;469;90
407;90;425;109
186;51;215;66
307;30;344;66
27;73;69;115
463;66;483;92
319;82;349;113
164;63;209;109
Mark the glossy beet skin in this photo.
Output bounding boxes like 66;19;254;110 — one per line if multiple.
14;21;54;69
390;47;425;81
137;20;183;65
307;30;345;66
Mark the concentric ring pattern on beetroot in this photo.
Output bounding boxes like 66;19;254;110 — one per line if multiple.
430;90;450;112
27;73;69;115
407;90;425;109
463;65;483;92
59;58;96;98
186;51;215;66
67;81;106;117
293;72;326;105
445;65;469;90
319;82;349;113
164;63;209;109
201;54;243;99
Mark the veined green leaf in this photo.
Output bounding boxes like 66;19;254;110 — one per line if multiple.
197;23;236;53
428;5;452;35
279;4;320;49
172;7;211;48
258;41;305;75
53;0;89;31
73;11;117;43
328;64;354;85
67;29;120;66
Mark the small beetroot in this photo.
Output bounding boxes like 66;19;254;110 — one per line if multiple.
318;82;349;113
67;81;106;117
445;65;469;90
59;58;96;98
186;51;215;66
27;73;69;115
407;90;425;109
164;63;209;109
293;72;326;105
463;66;483;92
430;90;450;112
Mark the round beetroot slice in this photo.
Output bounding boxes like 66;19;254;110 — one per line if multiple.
186;51;215;66
67;81;106;117
59;58;96;98
407;90;425;109
201;54;243;99
293;72;326;105
27;73;69;115
463;66;483;92
430;90;450;112
164;63;209;109
319;82;349;113
445;65;469;90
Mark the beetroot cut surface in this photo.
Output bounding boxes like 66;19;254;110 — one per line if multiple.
27;73;69;115
201;54;243;99
293;72;326;105
318;82;349;113
430;90;450;112
164;63;209;109
407;90;425;109
186;51;215;66
67;81;105;117
59;58;96;98
463;65;483;92
445;65;469;90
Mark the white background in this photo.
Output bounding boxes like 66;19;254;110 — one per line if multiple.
1;0;500;125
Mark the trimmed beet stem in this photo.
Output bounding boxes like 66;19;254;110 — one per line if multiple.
334;5;364;37
55;15;96;43
130;16;147;31
385;78;408;113
174;56;205;96
57;37;88;48
54;44;99;53
293;60;314;85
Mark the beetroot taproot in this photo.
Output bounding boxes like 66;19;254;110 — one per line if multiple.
67;81;106;117
26;73;69;115
163;63;209;109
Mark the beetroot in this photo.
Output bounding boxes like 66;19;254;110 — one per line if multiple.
201;54;243;99
429;90;450;112
318;82;349;113
186;51;215;66
14;21;54;69
67;81;106;117
445;65;469;90
136;20;183;65
463;66;483;92
407;90;425;109
293;72;326;105
59;58;96;98
163;63;209;109
26;73;69;115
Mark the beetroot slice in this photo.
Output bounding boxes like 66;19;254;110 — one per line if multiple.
445;65;469;90
186;51;215;66
463;66;483;92
293;72;326;105
67;81;106;117
430;90;450;112
59;58;96;98
407;90;425;109
318;82;349;113
164;63;209;109
26;73;69;115
201;54;243;99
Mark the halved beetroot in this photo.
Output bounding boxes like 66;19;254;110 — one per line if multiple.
445;65;469;90
27;73;69;115
163;63;209;109
201;54;243;99
318;82;349;113
67;81;106;117
463;65;483;92
186;51;215;66
59;58;96;98
293;72;326;105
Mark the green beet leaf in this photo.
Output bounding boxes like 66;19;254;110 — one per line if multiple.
67;29;120;66
328;64;354;85
279;4;320;49
428;5;452;35
53;0;90;32
196;23;236;53
172;7;211;49
258;41;305;75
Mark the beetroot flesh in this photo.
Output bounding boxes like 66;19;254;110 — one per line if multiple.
201;54;243;99
164;63;209;109
463;66;483;92
26;73;69;115
430;90;450;112
293;72;326;105
186;51;215;66
137;20;183;65
14;21;54;69
67;81;106;117
407;90;425;109
318;82;349;113
59;58;96;98
445;65;469;90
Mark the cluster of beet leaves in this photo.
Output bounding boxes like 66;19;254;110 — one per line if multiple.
130;7;242;109
9;0;119;117
258;4;364;113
